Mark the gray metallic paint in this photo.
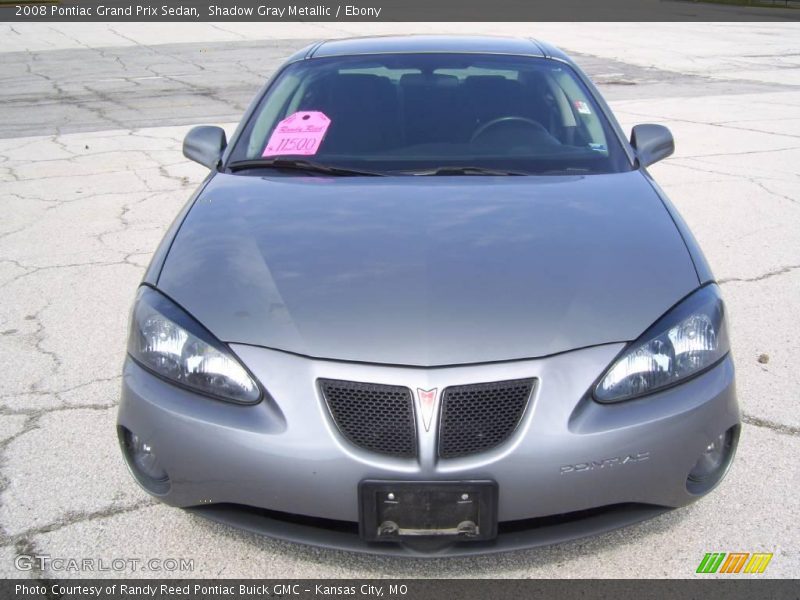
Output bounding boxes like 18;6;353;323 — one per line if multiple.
142;171;213;286
118;347;738;520
645;173;716;284
158;172;699;366
182;125;227;170
630;124;675;167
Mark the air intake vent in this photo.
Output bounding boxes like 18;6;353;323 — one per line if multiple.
319;379;416;458
439;378;534;459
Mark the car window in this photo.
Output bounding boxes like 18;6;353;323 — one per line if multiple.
229;53;632;175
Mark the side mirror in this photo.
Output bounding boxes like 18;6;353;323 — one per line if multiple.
630;124;674;168
183;126;227;169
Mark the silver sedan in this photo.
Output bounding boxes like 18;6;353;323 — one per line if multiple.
117;35;740;556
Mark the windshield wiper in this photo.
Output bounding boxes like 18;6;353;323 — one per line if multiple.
227;158;386;177
403;166;528;176
535;167;592;175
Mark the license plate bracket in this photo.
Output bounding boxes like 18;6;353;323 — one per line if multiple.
359;480;498;542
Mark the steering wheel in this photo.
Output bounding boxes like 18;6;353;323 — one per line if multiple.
470;116;548;144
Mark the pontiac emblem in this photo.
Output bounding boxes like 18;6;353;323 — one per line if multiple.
416;388;438;432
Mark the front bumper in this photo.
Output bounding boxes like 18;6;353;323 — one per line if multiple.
117;343;739;554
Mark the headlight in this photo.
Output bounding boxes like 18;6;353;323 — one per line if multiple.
128;286;261;404
595;284;729;403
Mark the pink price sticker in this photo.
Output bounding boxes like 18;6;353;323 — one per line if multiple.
262;111;331;157
573;100;592;115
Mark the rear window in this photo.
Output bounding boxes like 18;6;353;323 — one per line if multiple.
228;53;632;175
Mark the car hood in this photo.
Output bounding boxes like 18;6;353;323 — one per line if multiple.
158;171;698;366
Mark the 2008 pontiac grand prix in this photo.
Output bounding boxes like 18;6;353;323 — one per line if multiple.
117;36;740;555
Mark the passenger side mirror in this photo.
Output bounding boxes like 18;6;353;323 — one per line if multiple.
630;124;674;168
183;126;227;169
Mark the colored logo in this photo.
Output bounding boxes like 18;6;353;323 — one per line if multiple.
696;552;773;574
416;388;438;432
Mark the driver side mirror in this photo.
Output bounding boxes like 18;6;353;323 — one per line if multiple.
183;126;227;169
630;124;674;168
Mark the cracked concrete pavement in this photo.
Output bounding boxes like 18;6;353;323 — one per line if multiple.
0;23;798;578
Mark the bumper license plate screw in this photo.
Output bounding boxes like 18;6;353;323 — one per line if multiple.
457;521;478;536
387;493;395;500
378;520;399;537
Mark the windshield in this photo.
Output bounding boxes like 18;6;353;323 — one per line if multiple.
227;53;632;175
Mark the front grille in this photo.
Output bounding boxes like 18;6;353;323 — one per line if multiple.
438;378;534;459
319;379;416;458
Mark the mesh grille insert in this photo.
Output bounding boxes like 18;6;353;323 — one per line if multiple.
319;379;416;458
439;378;534;459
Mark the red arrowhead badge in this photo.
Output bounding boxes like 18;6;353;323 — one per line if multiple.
416;388;438;432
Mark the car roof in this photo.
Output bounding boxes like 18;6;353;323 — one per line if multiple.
286;35;567;62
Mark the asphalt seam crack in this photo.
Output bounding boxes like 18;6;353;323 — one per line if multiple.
718;264;800;285
616;108;800;141
0;122;195;551
0;500;157;548
742;413;800;437
0;375;122;406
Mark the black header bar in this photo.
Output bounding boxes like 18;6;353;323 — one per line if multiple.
4;579;800;600
2;0;799;22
